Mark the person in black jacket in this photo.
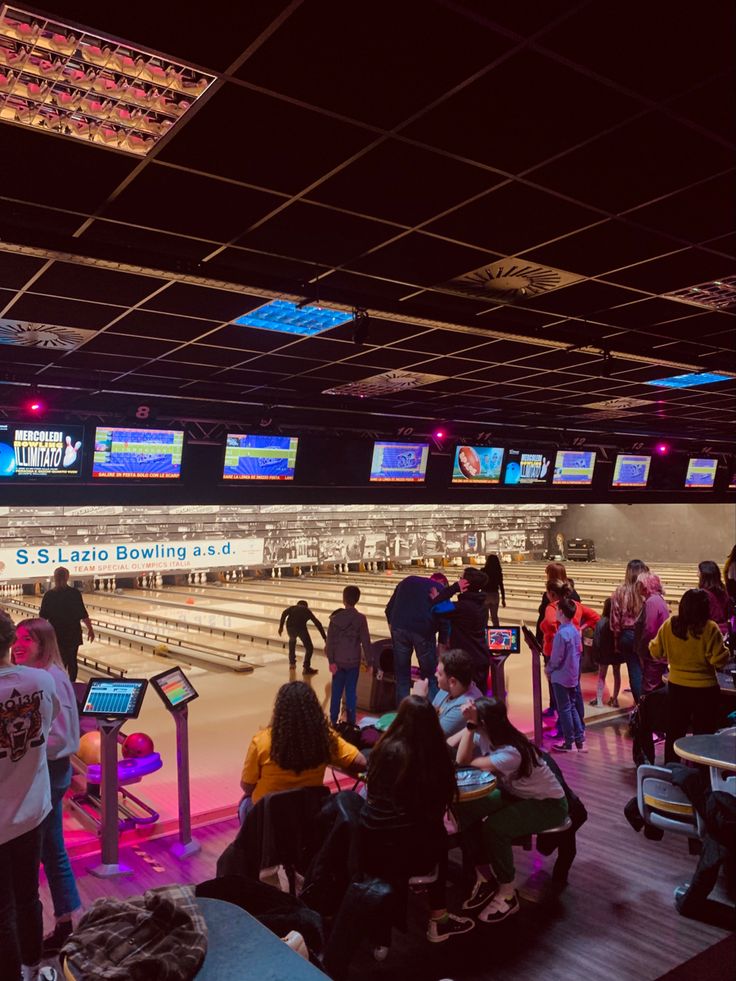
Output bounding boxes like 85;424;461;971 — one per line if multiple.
433;568;491;694
481;555;506;628
39;567;94;682
278;600;326;674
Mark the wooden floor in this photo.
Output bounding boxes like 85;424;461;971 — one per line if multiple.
41;719;734;981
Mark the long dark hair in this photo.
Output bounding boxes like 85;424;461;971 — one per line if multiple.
0;610;15;658
699;560;726;595
483;554;504;590
269;682;336;774
368;695;456;813
671;589;711;641
475;697;541;778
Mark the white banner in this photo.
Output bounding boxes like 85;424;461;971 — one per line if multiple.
0;537;265;581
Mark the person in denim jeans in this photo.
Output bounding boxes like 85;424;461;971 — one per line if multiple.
385;574;465;706
546;598;586;753
610;559;650;704
327;585;372;726
13;618;82;956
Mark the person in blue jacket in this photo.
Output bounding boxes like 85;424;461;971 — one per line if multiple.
385;573;464;705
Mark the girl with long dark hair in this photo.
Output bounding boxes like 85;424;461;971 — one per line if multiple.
481;554;506;628
649;589;729;762
361;696;474;943
454;697;567;924
698;560;734;634
610;559;649;703
240;682;366;812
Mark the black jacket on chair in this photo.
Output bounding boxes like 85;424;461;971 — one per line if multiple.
216;786;330;881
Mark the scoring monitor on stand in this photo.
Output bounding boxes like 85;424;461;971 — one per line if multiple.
150;666;201;858
486;626;520;707
80;678;148;878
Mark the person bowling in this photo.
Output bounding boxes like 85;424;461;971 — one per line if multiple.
278;599;326;675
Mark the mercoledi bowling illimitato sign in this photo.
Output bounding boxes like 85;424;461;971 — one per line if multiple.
0;537;265;581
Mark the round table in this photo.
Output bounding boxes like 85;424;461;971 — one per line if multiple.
673;731;736;772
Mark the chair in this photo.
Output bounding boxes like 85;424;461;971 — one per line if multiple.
637;764;706;840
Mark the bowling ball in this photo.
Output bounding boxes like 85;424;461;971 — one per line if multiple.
153;643;169;655
185;597;195;605
122;732;154;759
0;441;16;477
77;730;102;766
458;445;481;478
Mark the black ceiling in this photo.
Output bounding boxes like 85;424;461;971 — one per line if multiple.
0;0;734;448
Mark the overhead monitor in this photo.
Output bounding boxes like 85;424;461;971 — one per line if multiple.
92;427;184;479
81;678;147;719
552;450;597;486
452;445;504;484
370;441;429;482
684;458;718;489
486;626;521;654
149;666;199;711
503;449;553;486
0;423;84;479
612;454;651;488
222;433;298;480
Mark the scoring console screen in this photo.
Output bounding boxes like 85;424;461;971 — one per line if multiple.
82;679;147;718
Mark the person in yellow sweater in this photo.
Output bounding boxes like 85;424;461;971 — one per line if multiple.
649;589;730;762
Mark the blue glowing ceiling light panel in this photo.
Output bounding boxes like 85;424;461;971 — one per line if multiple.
233;300;354;336
644;372;732;389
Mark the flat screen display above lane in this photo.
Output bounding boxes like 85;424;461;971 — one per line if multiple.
370;441;429;482
553;450;597;486
612;454;651;488
0;424;84;479
223;434;298;480
452;445;504;484
92;427;183;479
503;449;552;485
684;458;718;489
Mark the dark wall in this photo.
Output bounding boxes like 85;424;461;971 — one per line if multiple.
552;504;735;564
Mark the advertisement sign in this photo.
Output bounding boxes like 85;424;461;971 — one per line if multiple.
0;424;84;479
0;537;264;581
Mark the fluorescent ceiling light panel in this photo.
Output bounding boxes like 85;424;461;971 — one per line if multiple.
0;4;215;155
645;372;732;389
233;299;354;336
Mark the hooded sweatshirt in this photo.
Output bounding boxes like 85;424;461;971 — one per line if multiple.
433;591;489;668
326;606;372;670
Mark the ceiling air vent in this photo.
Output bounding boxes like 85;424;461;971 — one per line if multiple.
0;319;95;348
323;369;447;398
443;259;583;303
664;275;736;311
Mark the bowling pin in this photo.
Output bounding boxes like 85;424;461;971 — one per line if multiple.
156;573;162;587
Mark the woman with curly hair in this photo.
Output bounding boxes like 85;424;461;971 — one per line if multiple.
239;681;366;815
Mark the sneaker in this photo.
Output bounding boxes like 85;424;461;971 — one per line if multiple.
21;968;58;981
575;742;589;753
426;912;475;942
302;666;318;676
552;742;573;753
42;920;73;956
542;707;556;718
588;698;601;707
477;891;520;924
608;697;619;708
462;876;498;911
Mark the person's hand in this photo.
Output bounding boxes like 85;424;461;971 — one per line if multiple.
458;578;469;592
414;677;429;698
278;628;283;636
502;599;507;608
87;629;95;643
329;663;338;675
461;699;478;722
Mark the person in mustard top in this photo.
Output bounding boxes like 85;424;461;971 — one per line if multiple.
649;588;730;762
239;681;366;817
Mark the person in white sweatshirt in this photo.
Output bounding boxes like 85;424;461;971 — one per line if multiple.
0;609;59;981
14;618;81;958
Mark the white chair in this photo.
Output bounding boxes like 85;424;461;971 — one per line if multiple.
637;765;705;839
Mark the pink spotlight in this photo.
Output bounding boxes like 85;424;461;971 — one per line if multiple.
27;399;44;414
655;442;670;455
434;429;445;440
